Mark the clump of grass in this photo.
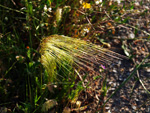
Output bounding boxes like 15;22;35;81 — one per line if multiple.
39;34;127;82
39;34;128;112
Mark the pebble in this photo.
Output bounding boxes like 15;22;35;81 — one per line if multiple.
113;83;117;87
121;36;127;39
135;98;139;102
110;88;116;91
143;5;149;10
117;36;121;39
109;81;113;84
128;33;135;39
112;69;117;73
145;68;150;72
117;83;120;86
108;110;111;113
105;106;110;110
119;76;123;81
117;61;122;67
132;105;137;110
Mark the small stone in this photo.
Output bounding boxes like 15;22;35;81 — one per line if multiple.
119;76;123;81
118;61;122;65
117;83;120;86
113;83;117;87
135;98;139;102
121;36;127;39
111;88;116;91
109;81;113;84
128;33;135;39
143;5;149;10
132;105;136;110
105;106;110;110
144;68;150;72
108;110;111;113
117;36;121;39
113;69;117;73
114;39;120;45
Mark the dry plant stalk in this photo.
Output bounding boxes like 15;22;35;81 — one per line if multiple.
39;35;127;82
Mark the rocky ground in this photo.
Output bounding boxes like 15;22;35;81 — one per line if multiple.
76;0;150;112
105;0;150;112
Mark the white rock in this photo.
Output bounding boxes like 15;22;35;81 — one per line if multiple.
128;33;135;39
132;105;137;110
113;69;117;73
145;68;150;72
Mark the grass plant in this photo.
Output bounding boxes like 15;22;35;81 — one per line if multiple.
39;34;126;82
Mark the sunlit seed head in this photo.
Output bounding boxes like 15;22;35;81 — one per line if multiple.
44;5;47;12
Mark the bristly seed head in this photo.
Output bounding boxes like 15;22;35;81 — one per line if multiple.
39;35;127;82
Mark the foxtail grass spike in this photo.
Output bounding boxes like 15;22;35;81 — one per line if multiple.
39;35;127;82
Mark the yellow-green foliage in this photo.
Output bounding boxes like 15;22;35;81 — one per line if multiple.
40;35;126;82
